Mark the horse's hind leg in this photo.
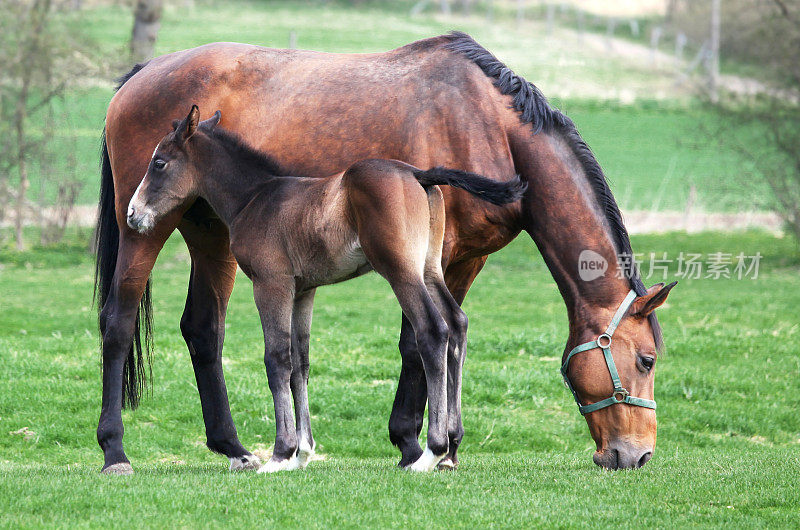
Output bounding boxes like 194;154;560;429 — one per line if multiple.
178;216;259;471
290;289;316;468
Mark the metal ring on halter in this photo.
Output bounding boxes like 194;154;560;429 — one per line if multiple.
613;389;629;402
596;333;612;349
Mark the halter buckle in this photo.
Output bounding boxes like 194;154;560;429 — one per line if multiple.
612;389;629;402
596;333;612;349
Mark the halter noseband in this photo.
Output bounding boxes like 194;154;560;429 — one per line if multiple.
561;290;657;415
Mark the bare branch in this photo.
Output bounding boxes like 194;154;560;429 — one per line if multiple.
771;0;800;27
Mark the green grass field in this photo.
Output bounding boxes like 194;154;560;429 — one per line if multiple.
1;229;798;527
2;1;798;527
36;0;762;212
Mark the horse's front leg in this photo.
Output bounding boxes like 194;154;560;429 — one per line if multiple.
178;217;259;471
290;289;316;468
252;279;300;473
97;230;170;475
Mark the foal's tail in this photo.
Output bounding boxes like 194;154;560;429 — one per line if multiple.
412;167;526;205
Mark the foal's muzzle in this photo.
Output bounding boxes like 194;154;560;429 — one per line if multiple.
126;203;155;233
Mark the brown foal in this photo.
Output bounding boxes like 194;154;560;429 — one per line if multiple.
126;106;525;471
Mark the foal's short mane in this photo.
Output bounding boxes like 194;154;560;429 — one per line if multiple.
443;31;663;350
206;127;288;176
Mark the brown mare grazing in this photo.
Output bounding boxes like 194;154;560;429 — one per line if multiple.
96;32;675;475
125;106;525;471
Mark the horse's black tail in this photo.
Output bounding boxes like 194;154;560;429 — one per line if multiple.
94;128;152;411
413;167;527;206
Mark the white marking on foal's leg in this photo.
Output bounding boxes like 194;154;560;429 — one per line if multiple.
257;455;301;473
297;438;316;469
229;453;262;471
437;457;456;470
405;445;446;472
101;462;134;475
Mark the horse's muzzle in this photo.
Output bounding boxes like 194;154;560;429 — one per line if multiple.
593;442;653;470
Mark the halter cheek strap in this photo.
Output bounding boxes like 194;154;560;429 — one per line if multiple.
561;290;657;415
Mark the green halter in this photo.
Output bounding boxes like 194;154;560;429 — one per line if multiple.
561;290;657;415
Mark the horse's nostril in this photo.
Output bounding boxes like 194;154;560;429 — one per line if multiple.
611;448;620;470
637;451;653;468
128;205;135;217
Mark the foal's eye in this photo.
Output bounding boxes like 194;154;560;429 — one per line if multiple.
639;355;656;372
153;158;167;170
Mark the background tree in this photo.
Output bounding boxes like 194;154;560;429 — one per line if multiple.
717;0;800;243
131;0;164;63
0;0;97;249
672;0;800;244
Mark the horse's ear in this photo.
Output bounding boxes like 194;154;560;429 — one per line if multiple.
631;281;677;318
184;105;199;139
199;110;221;131
173;105;200;142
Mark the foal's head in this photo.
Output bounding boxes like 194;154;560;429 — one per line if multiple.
127;105;220;233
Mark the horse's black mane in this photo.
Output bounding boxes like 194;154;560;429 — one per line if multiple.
443;31;663;350
206;127;288;177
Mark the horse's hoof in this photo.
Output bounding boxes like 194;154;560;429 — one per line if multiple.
397;448;424;468
229;454;262;471
405;446;446;472
101;462;134;475
437;457;457;470
257;455;300;473
297;440;315;469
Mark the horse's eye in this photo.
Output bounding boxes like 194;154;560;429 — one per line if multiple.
153;158;166;170
639;355;655;372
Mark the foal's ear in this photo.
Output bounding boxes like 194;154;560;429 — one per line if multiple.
199;110;221;131
631;281;677;318
174;105;200;143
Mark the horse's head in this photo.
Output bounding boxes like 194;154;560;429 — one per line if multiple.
127;105;220;233
563;282;675;470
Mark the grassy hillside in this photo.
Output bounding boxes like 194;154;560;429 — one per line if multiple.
34;0;759;212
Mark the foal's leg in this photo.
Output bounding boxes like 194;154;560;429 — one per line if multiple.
422;185;469;470
178;217;259;471
389;257;485;470
386;279;450;472
437;257;486;468
388;316;427;467
290;289;316;468
253;279;301;473
426;280;468;470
